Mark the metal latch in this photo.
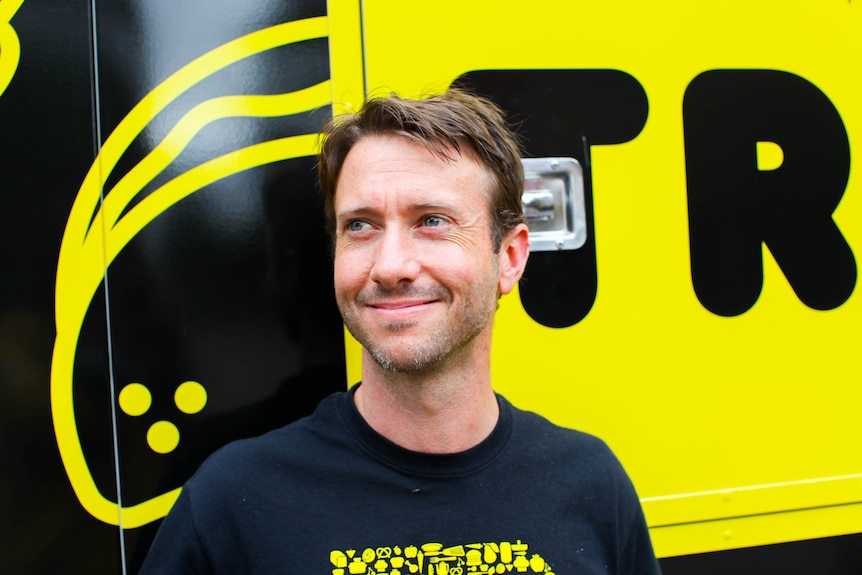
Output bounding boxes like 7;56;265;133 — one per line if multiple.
521;157;586;252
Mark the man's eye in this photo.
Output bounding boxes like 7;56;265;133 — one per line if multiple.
423;216;443;227
347;220;370;232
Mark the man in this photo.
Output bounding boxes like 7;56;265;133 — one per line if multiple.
140;89;661;574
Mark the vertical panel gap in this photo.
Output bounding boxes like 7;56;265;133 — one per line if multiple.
88;0;129;571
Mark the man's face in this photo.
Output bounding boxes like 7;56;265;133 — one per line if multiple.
332;135;505;373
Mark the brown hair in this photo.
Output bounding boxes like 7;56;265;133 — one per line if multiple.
317;88;524;252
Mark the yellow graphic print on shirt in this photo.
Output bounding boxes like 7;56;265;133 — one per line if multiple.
329;541;553;575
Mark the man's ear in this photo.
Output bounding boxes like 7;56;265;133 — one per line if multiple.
498;223;530;296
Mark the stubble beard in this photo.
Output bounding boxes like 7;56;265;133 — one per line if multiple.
338;280;498;374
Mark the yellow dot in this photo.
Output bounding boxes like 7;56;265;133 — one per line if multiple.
756;140;784;171
147;421;180;454
175;381;207;414
118;383;152;416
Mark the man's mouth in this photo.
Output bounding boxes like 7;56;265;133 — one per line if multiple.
370;299;436;310
367;299;438;321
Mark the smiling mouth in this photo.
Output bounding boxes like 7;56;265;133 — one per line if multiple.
370;299;436;310
367;300;439;322
356;285;450;315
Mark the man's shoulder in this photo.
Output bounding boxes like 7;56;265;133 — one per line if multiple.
507;398;608;446
504;397;626;475
188;391;348;490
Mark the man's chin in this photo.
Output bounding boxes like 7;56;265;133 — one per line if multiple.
364;343;443;374
377;319;420;334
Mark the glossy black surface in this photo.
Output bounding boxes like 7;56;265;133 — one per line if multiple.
660;533;862;574
1;1;119;572
2;1;340;572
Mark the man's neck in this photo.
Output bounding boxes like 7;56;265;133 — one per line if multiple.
353;350;500;454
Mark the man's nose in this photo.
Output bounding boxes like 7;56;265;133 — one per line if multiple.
369;227;421;288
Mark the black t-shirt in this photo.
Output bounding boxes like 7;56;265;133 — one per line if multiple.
141;388;661;574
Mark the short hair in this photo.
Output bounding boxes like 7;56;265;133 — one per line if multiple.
317;88;525;252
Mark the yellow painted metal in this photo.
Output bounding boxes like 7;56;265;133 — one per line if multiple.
346;0;862;558
326;0;365;117
326;0;367;388
0;0;25;98
652;501;862;558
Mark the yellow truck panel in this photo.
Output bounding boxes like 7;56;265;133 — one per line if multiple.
344;0;862;557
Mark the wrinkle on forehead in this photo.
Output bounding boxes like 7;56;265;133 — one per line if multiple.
335;135;495;215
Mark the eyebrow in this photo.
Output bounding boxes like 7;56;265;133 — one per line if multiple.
336;201;462;221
